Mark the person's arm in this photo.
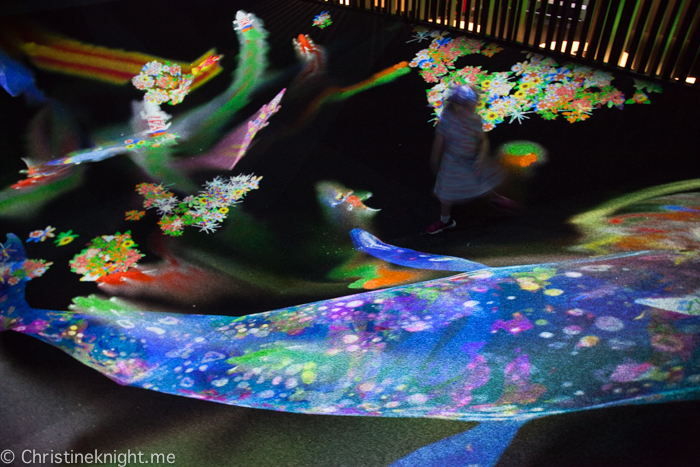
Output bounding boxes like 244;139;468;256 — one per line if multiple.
430;132;446;175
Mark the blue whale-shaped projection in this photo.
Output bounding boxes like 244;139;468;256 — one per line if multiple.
2;231;700;466
0;49;45;103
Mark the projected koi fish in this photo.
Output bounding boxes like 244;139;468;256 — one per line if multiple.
2;225;700;466
292;34;325;84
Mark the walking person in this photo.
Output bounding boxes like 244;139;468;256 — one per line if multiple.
427;84;507;234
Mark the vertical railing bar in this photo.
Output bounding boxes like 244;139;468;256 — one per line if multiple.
653;0;686;78
584;0;608;61
674;1;700;81
625;0;654;71
533;0;549;49
662;0;698;79
461;0;470;30
456;0;465;28
467;0;479;30
495;0;505;37
544;0;563;53
522;0;539;46
505;0;520;41
504;0;515;39
690;51;700;86
446;0;454;27
608;0;638;69
564;0;584;55
596;1;620;62
462;0;472;30
473;0;483;34
499;0;510;38
508;0;522;42
576;0;598;58
490;0;502;36
480;0;491;36
637;1;674;75
554;0;573;54
690;43;700;87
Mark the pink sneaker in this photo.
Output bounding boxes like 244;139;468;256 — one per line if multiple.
426;218;456;234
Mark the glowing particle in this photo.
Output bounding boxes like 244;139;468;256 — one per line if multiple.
212;378;229;387
563;326;583;335
408;394;429;405
577;335;600;348
343;335;359;344
544;289;564;296
595;316;624;332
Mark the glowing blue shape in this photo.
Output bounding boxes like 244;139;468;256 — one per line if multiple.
390;420;524;467
3;231;700;467
0;49;45;103
350;228;487;272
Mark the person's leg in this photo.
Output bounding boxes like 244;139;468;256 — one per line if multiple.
427;201;456;234
440;202;452;222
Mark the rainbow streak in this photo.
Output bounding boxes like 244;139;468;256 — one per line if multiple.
298;61;411;124
2;23;221;89
172;11;270;152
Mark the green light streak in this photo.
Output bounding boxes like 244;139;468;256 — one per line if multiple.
569;178;700;237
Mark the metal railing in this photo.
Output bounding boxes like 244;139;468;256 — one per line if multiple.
318;0;700;86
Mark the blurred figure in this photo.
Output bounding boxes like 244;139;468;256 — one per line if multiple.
427;84;507;234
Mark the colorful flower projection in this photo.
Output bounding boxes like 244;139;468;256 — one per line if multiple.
313;11;332;29
408;27;661;130
27;226;55;243
134;174;262;236
0;243;51;285
132;60;194;106
69;232;143;282
130;57;216;144
54;230;79;246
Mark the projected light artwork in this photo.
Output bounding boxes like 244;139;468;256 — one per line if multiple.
134;174;262;236
407;29;662;129
0;3;698;467
3;210;700;465
313;11;332;29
